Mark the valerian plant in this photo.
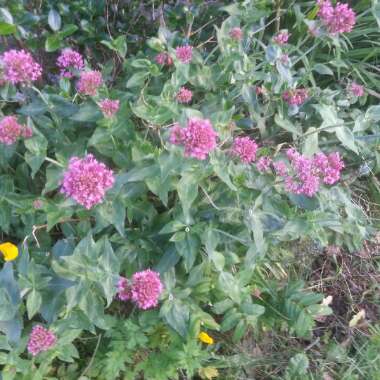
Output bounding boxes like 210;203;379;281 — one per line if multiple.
0;0;378;379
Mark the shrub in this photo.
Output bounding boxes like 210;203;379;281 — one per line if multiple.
0;0;378;379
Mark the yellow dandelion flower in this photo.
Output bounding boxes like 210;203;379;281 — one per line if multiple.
0;242;19;261
198;331;214;345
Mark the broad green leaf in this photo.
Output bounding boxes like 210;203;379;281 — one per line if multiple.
177;172;198;224
0;22;16;35
48;9;61;31
160;299;189;336
26;290;42;319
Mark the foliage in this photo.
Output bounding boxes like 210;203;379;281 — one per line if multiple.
0;0;379;379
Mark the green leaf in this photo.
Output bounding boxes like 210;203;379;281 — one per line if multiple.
275;114;301;136
70;102;102;122
218;272;240;303
48;9;61;31
126;71;150;88
177;172;198;224
302;127;319;156
288;194;320;210
175;233;200;272
58;24;78;38
160;299;189;336
312;63;334;76
0;22;16;35
45;34;61;52
335;126;358;154
26;290;42;319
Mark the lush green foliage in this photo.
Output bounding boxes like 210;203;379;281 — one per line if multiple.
0;1;379;379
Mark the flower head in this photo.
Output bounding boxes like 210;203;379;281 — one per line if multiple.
176;87;193;104
0;242;18;261
198;332;214;345
313;151;344;185
170;118;218;160
61;154;115;209
155;52;173;66
274;148;344;197
57;49;84;78
77;70;103;96
117;276;132;301
175;45;193;64
282;88;308;106
317;0;355;35
273;30;290;45
256;156;272;173
33;199;43;209
0;116;32;145
99;98;120;118
229;27;243;41
27;325;57;356
232;136;258;164
169;123;186;145
131;269;163;310
348;82;364;97
0;49;42;85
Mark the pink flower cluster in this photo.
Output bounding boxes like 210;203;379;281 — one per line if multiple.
0;116;32;145
349;82;364;97
155;52;173;66
276;148;344;197
256;156;272;173
273;31;290;45
56;49;84;78
176;87;193;104
282;88;308;106
99;98;120;117
317;0;356;35
170;118;218;160
231;136;258;164
229;27;243;41
77;70;103;96
117;269;163;310
61;154;115;209
175;45;193;64
0;49;42;85
27;325;57;356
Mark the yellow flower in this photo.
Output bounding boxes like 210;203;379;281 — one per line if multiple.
198;332;214;345
0;242;19;261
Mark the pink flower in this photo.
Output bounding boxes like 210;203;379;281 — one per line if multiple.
0;49;42;85
0;116;32;145
349;82;364;97
77;70;103;96
169;123;186;145
229;27;243;41
117;276;132;301
57;49;84;78
176;87;193;104
27;325;57;356
317;0;356;34
61;154;115;209
131;269;163;310
256;156;272;173
273;161;288;177
255;86;266;96
99;98;120;118
33;199;43;209
175;45;193;64
282;88;308;106
170;118;218;160
275;148;344;197
273;31;290;45
155;52;173;66
231;136;258;164
313;152;344;185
